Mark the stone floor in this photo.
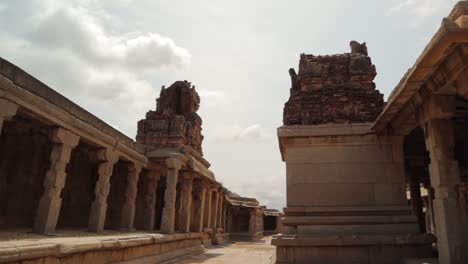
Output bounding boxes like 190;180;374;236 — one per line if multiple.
173;236;276;264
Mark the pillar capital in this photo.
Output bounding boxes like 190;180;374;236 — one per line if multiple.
0;98;18;120
420;94;456;124
49;127;80;147
96;148;119;163
165;157;184;170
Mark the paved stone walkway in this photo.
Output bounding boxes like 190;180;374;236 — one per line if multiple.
174;236;276;264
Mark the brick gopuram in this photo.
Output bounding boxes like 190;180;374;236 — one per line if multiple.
272;42;434;264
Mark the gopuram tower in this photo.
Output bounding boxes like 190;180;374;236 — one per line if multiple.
272;42;434;263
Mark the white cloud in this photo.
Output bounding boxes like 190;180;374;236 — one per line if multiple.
0;0;191;137
387;0;453;27
212;124;274;142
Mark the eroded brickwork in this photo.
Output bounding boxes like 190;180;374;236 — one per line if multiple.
137;81;204;154
283;41;384;125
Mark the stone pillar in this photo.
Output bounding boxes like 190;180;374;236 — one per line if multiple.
421;95;468;264
119;163;142;230
217;193;224;229
222;200;227;230
161;158;183;234
141;170;160;231
408;171;425;233
0;98;18;135
88;149;119;232
192;180;207;232
34;127;79;234
179;172;193;233
204;187;213;229
249;208;256;236
212;190;219;229
424;118;468;264
275;214;282;233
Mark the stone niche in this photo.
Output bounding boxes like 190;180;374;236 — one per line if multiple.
283;41;384;125
136;80;204;155
273;42;434;264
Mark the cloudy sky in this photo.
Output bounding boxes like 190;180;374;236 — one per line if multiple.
0;0;459;209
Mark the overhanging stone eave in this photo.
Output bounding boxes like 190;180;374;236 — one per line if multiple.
372;16;468;133
146;147;216;180
0;57;146;156
0;76;148;166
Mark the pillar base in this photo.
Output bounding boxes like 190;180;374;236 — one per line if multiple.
272;234;435;264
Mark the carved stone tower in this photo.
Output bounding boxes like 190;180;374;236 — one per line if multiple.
283;41;384;125
136;80;204;155
273;42;433;264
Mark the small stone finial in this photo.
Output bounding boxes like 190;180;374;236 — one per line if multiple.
289;68;298;87
161;85;166;90
350;41;368;56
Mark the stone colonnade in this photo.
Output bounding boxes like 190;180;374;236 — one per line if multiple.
0;98;229;235
419;96;468;263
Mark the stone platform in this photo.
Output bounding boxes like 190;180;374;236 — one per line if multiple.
0;231;204;263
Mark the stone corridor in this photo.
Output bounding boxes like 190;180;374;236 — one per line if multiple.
174;236;275;264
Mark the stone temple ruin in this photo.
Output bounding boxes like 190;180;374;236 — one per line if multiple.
0;1;467;264
0;59;281;262
274;2;468;263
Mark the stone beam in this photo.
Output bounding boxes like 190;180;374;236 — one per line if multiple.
160;158;183;234
0;98;18;135
34;127;80;234
88;148;119;232
120;163;142;231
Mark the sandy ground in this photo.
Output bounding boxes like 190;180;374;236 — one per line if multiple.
173;236;276;264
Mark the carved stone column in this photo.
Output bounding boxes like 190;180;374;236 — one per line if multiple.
422;95;468;264
249;208;256;236
34;127;79;234
0;98;18;135
425;118;468;264
217;192;224;229
407;169;425;233
204;187;213;229
142;170;160;231
88;149;119;232
120;163;142;230
222;201;227;230
161;158;183;234
212;190;219;230
179;172;193;233
191;180;207;232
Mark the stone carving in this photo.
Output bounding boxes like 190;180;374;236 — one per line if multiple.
350;40;368;56
137;81;204;154
283;41;384;125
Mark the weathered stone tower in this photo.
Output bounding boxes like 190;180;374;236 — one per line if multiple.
272;42;434;264
136;80;204;155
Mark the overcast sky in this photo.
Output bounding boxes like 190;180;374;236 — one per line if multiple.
0;0;459;209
